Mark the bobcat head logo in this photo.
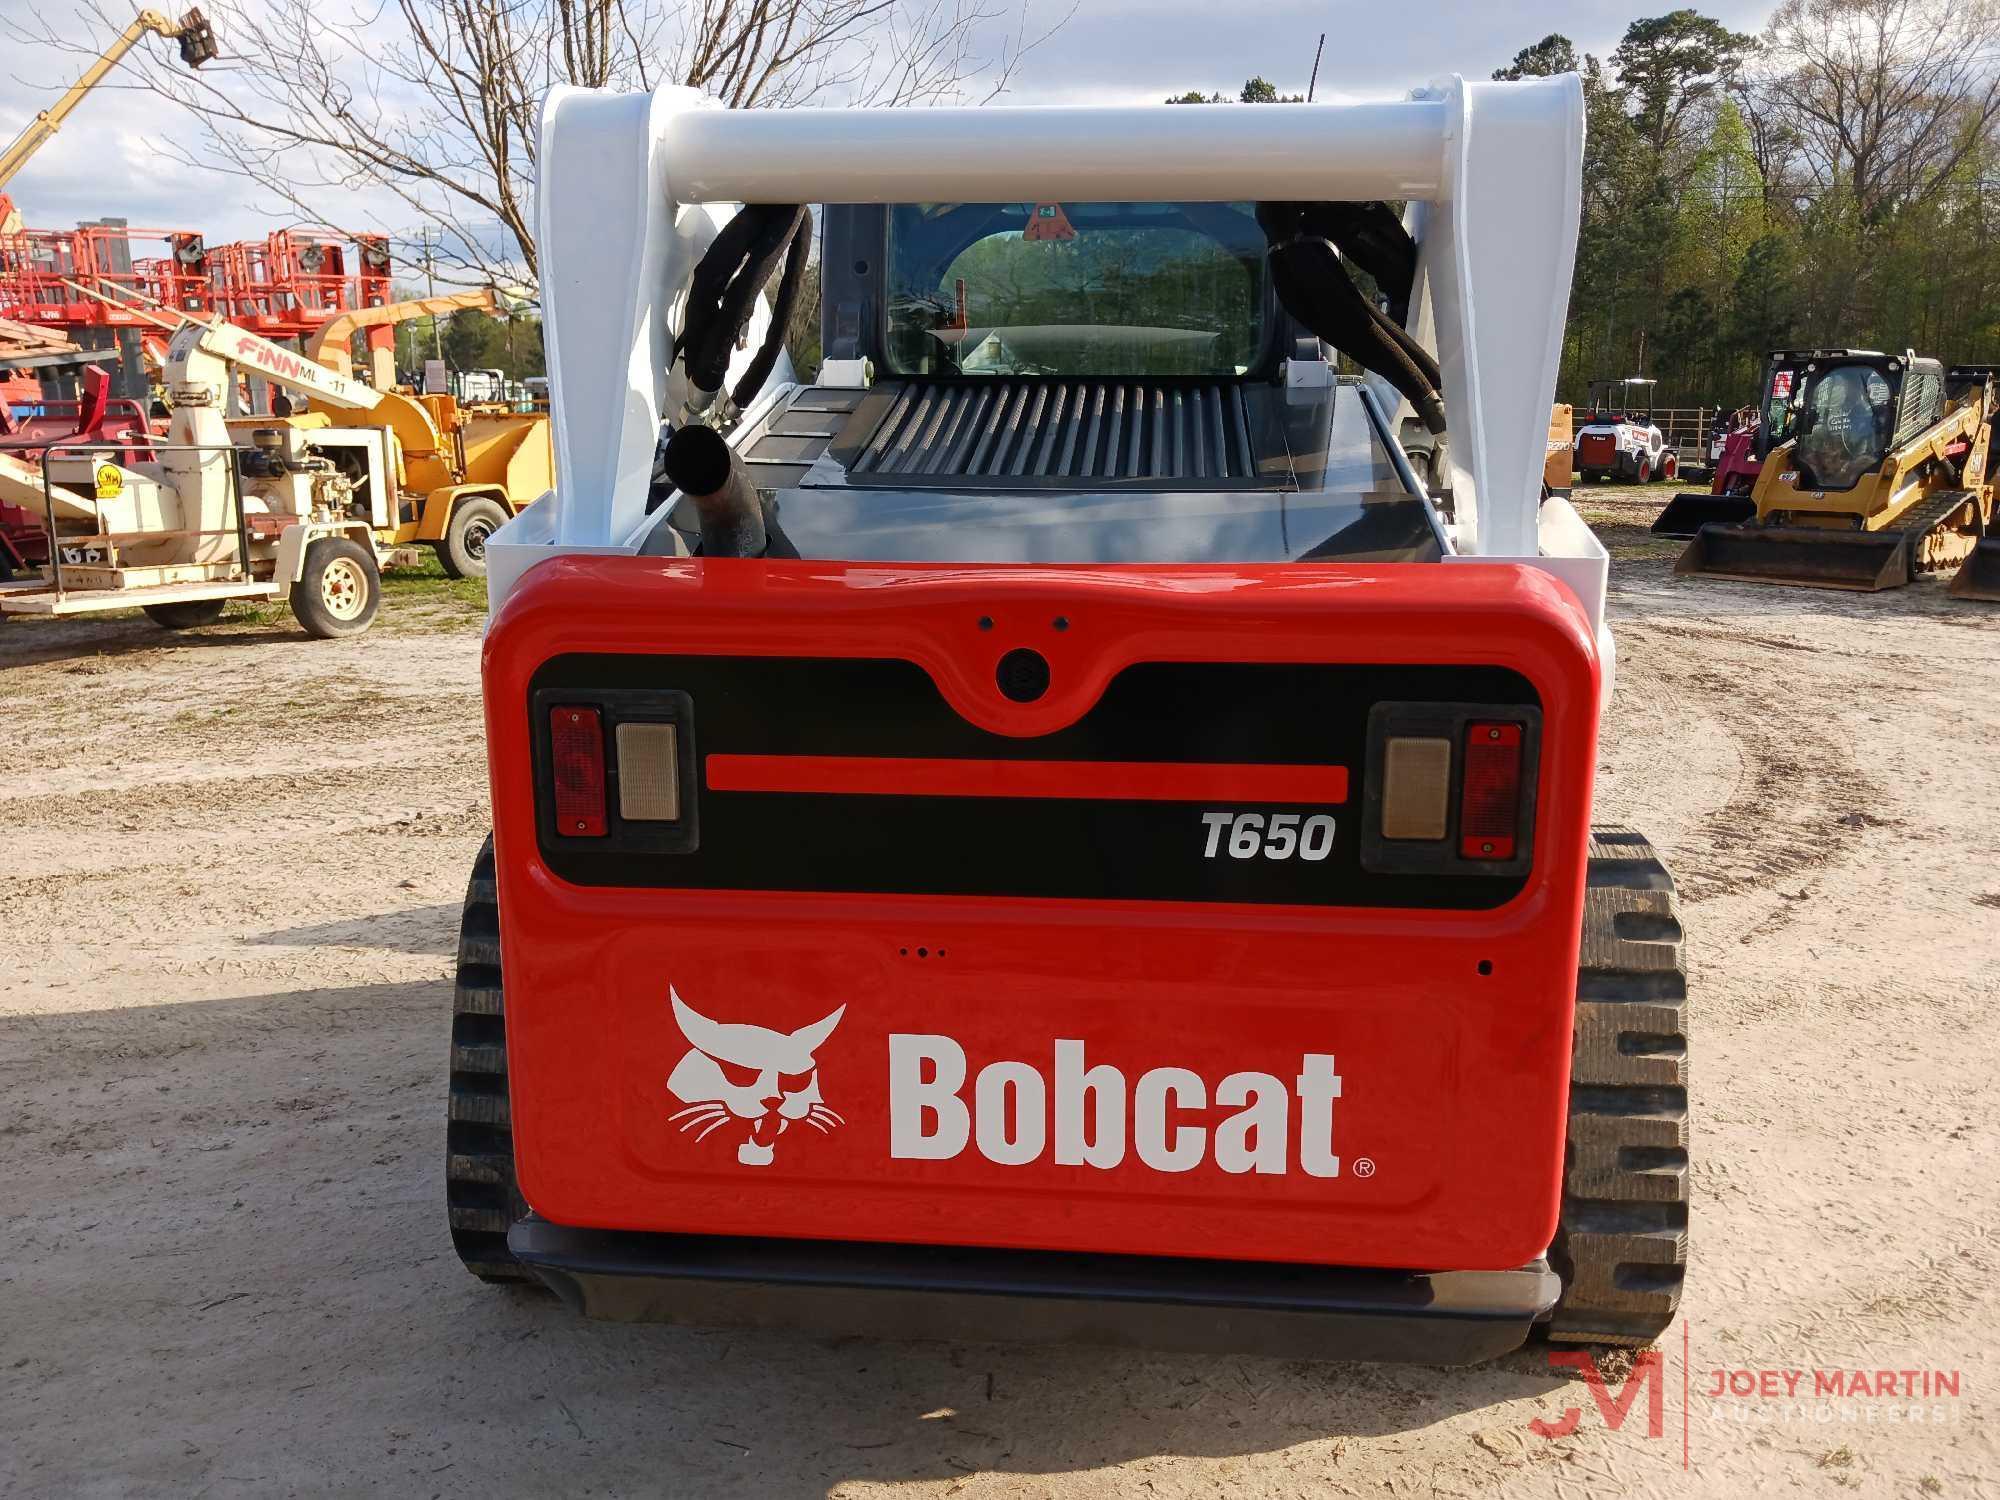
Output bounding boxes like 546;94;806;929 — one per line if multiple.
666;988;845;1166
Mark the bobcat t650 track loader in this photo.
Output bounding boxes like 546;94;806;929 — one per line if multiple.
448;74;1690;1364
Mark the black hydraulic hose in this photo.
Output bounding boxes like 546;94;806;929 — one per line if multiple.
680;206;789;392
676;204;810;413
1256;202;1446;436
730;215;812;412
1298;200;1418;325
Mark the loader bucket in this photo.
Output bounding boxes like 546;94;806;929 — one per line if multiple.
1674;522;1913;591
1649;491;1756;538
1949;536;2000;601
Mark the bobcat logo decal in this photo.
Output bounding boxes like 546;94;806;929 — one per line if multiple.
666;989;845;1166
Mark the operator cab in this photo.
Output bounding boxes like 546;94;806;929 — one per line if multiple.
646;200;1445;567
1789;352;1942;492
1749;350;1854;462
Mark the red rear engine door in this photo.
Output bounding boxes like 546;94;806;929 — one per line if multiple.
1576;432;1616;467
483;558;1601;1274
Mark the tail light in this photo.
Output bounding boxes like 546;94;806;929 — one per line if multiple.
549;706;607;836
1459;722;1523;860
535;690;698;852
615;722;681;821
1362;704;1537;876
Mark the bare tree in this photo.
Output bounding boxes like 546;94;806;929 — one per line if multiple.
1755;0;2000;220
14;0;1065;285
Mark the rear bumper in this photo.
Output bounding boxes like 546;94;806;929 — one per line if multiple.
508;1220;1561;1365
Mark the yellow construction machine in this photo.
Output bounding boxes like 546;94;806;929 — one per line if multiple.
1543;402;1573;498
240;288;552;577
0;8;218;236
1676;351;1996;594
1949;366;2000;600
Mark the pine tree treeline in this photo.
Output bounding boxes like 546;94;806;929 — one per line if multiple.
1496;1;2000;408
1177;2;2000;410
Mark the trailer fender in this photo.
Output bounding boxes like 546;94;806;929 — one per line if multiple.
273;521;380;584
417;484;515;543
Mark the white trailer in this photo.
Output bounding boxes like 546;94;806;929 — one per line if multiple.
0;317;393;635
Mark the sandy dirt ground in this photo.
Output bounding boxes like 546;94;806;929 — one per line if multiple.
3;495;1997;1499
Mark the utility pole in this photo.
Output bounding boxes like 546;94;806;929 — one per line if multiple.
422;226;443;362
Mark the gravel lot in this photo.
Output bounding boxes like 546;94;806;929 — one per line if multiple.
4;494;1996;1498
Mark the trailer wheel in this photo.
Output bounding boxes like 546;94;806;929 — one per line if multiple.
1547;828;1689;1345
438;497;508;581
446;835;537;1284
143;598;228;630
289;536;380;638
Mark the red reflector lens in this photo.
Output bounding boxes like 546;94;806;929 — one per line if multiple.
1460;721;1523;860
549;705;607;837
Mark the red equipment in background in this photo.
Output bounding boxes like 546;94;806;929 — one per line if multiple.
204;229;393;335
0;220;391;336
0;363;155;575
1709;424;1761;497
0;221;210;328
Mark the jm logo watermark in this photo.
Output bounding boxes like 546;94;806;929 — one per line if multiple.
1527;1325;1965;1466
1529;1349;1669;1443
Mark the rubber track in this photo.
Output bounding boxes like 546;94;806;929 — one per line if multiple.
1547;827;1690;1344
446;835;535;1282
1895;489;1986;576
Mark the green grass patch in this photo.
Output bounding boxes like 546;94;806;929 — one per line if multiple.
1578;514;1683;562
379;551;487;629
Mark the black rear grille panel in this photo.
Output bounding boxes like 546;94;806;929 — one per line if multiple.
527;654;1539;909
848;379;1261;487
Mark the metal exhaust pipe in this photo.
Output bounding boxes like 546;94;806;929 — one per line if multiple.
661;424;794;558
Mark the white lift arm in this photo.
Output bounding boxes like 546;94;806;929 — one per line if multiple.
527;76;1588;573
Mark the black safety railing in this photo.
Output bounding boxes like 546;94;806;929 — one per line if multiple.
35;441;251;598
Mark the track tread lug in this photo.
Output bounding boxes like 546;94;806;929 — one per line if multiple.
443;837;538;1288
1549;829;1690;1346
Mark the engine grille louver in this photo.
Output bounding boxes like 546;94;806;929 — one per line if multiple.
851;380;1258;484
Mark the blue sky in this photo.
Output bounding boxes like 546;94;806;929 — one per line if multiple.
0;0;1777;242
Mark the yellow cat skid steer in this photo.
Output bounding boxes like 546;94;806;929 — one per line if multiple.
1676;354;1996;592
1949;363;2000;600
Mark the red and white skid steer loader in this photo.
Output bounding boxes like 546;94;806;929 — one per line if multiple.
449;73;1690;1364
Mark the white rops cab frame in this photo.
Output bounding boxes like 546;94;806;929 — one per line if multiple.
487;74;1615;697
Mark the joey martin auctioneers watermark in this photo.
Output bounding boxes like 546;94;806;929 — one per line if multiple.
1530;1329;1964;1467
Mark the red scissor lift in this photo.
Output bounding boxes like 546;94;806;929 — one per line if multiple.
0;221;391;338
204;228;392;335
0;222;209;329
